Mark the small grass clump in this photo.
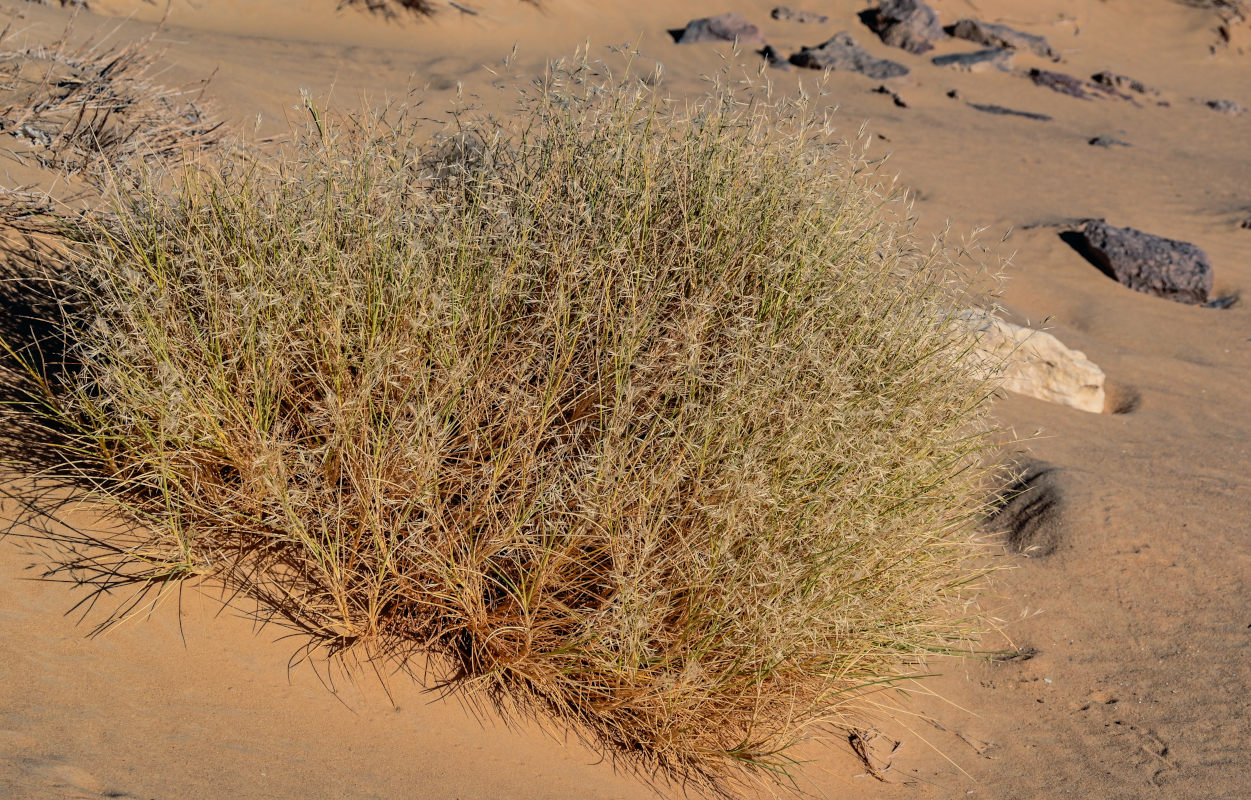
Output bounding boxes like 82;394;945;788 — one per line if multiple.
0;25;220;180
29;58;998;789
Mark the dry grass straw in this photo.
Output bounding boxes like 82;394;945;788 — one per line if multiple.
0;13;220;181
18;53;1002;791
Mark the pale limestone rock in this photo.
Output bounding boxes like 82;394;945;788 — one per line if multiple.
958;310;1106;413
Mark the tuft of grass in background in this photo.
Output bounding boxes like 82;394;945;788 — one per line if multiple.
0;19;220;181
23;55;1001;790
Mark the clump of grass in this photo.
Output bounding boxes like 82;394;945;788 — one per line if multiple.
29;56;999;790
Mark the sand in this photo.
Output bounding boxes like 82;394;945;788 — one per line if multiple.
0;0;1247;797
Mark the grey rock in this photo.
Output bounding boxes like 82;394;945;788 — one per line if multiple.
1204;294;1238;310
789;32;910;78
1070;220;1214;305
969;103;1051;121
771;6;829;24
1088;136;1131;147
859;0;946;55
671;13;766;45
1205;98;1247;114
946;19;1058;59
932;47;1014;72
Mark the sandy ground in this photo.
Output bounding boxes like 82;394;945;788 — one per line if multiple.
0;0;1248;797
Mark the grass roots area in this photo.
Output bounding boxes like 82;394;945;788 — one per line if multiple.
29;59;1000;789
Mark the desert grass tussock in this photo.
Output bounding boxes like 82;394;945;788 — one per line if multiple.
20;55;1001;791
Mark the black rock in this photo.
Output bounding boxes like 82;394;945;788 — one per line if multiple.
987;460;1066;557
969;103;1052;121
946;19;1058;59
1069;220;1214;305
759;45;793;70
1029;68;1107;99
870;84;908;107
1205;98;1247;115
932;47;1014;71
671;13;766;45
788;32;910;79
1091;71;1159;96
771;6;829;24
1088;136;1131;147
859;0;946;55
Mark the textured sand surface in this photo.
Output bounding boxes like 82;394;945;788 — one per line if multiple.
0;1;1247;797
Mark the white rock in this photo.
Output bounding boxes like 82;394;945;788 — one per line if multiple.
957;310;1106;413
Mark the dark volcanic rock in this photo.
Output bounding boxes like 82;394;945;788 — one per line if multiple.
859;0;946;55
987;461;1066;557
932;47;1014;71
789;33;910;78
1091;71;1159;96
870;84;908;107
759;45;793;70
671;13;766;45
946;19;1058;59
1069;220;1214;305
1088;136;1131;147
771;6;828;24
1029;68;1102;98
1205;98;1247;114
969;103;1051;121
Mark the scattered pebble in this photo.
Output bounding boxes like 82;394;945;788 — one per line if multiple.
1091;70;1159;97
1204;98;1247;115
1089;136;1131;147
770;6;828;24
871;84;908;107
